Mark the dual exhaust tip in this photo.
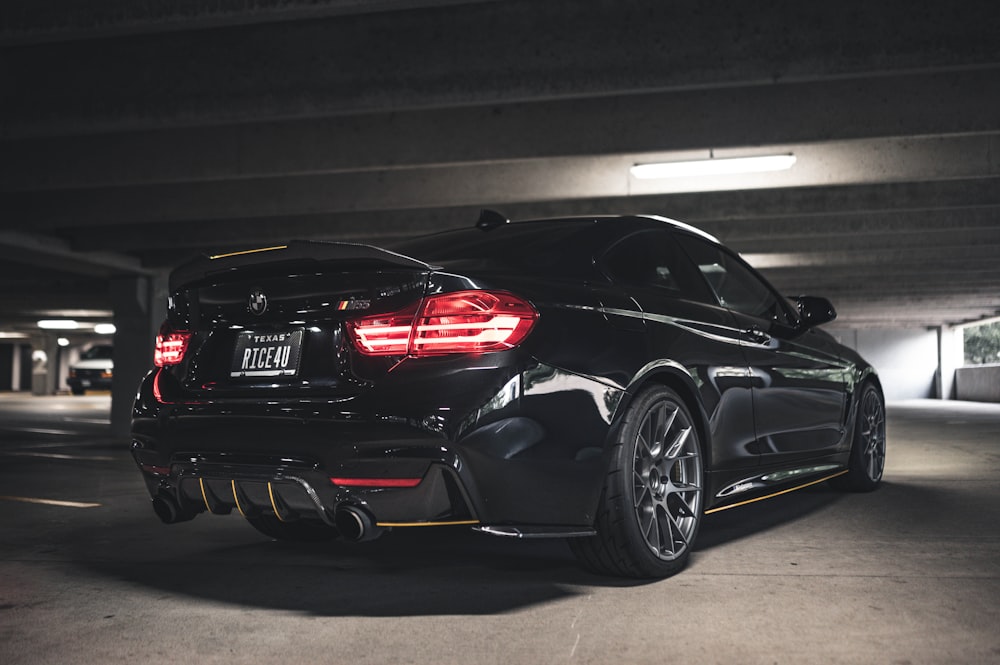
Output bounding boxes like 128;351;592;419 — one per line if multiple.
333;504;381;542
152;492;381;542
152;493;198;524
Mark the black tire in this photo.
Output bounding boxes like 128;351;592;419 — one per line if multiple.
245;514;338;542
831;383;886;492
570;386;704;578
70;386;85;396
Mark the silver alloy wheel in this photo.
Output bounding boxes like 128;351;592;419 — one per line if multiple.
631;398;703;561
860;388;886;482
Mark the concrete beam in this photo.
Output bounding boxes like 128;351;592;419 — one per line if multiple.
57;178;1000;253
744;241;1000;269
784;280;1000;299
704;207;1000;245
4;134;999;228
828;302;1000;326
0;0;498;46
0;231;152;276
0;293;112;314
3;0;998;137
4;68;999;191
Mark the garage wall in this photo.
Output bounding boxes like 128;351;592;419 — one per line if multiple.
955;365;1000;402
828;328;939;401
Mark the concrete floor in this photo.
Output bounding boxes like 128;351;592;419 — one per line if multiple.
0;394;998;665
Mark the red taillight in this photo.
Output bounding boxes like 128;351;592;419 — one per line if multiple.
348;302;419;356
413;291;537;355
348;290;537;357
154;325;192;367
330;477;423;488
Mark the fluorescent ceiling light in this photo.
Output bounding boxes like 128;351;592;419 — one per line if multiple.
631;154;797;179
94;323;117;335
37;319;79;330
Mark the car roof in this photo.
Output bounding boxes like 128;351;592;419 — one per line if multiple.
392;214;719;250
386;214;721;280
629;215;720;243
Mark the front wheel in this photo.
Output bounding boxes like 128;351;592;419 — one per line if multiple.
831;383;886;492
570;386;703;578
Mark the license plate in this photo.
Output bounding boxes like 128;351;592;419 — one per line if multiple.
230;329;304;378
80;380;91;387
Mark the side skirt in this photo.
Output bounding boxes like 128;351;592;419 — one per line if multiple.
474;525;598;539
704;466;848;515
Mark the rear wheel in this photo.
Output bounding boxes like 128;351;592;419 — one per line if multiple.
831;383;886;492
570;386;703;578
245;514;338;542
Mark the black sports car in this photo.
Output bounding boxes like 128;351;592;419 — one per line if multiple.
131;213;885;578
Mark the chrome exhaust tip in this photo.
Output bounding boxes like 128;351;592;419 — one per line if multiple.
152;493;197;524
334;505;383;542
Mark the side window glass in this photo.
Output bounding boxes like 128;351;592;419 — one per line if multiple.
602;231;681;291
675;234;793;326
601;230;714;302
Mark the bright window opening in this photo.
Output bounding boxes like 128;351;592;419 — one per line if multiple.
963;320;1000;366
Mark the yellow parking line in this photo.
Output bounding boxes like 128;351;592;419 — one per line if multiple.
0;495;101;508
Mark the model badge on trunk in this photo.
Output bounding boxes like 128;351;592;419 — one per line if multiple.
248;288;268;316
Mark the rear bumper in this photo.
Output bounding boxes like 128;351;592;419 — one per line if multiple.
133;449;476;528
131;362;623;529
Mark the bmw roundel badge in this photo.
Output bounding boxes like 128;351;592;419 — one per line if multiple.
248;288;268;316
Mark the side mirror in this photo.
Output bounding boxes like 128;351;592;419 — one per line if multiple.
794;296;837;327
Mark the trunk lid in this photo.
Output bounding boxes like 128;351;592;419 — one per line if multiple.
165;242;433;397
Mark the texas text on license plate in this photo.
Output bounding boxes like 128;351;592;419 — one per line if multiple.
230;329;304;378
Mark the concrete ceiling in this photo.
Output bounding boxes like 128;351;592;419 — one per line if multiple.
1;0;999;335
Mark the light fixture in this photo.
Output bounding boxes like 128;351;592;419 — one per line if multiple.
630;154;797;179
57;337;70;347
37;319;79;330
94;323;117;335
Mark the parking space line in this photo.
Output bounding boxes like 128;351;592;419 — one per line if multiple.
0;495;102;508
3;427;78;436
0;440;112;450
1;451;116;462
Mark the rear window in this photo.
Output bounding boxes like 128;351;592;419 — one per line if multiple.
390;221;597;276
81;345;114;360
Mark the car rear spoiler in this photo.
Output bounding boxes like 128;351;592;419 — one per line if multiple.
169;240;435;292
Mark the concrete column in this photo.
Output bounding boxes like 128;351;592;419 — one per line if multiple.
45;334;61;395
936;325;961;400
29;334;46;395
110;273;167;439
10;343;21;391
